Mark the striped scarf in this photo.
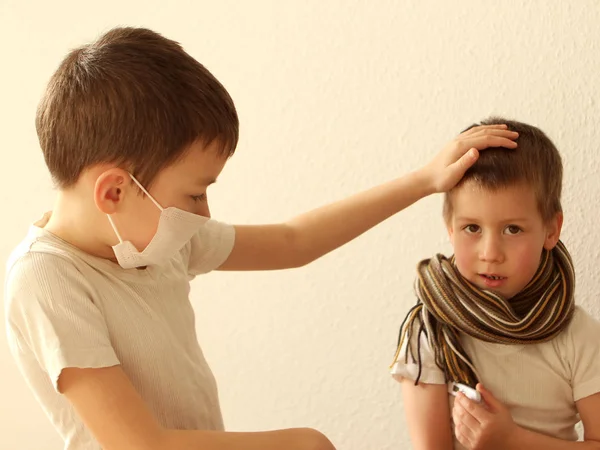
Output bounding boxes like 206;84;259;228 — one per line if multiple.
392;240;575;387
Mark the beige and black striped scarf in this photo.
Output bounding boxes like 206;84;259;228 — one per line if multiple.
392;240;575;387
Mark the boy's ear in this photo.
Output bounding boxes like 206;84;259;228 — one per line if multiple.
443;196;455;245
544;212;563;250
93;168;133;214
446;220;455;246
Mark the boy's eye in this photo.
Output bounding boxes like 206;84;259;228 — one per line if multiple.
464;224;481;234
191;194;207;202
505;225;522;235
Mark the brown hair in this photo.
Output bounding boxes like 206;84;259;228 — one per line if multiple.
36;27;239;189
443;117;563;222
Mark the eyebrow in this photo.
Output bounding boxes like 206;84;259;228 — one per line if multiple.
455;217;531;223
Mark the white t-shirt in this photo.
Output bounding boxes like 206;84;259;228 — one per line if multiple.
4;217;235;450
391;307;600;449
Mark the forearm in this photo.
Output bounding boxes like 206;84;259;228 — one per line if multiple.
288;169;433;264
220;169;434;271
161;427;335;450
508;427;600;450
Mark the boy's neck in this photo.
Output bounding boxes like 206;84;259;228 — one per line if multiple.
44;190;118;262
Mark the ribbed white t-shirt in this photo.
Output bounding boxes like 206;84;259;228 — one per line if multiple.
391;306;600;449
4;217;235;450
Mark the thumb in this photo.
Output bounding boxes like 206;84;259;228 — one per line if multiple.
438;148;480;192
476;383;502;411
455;148;479;170
447;148;479;177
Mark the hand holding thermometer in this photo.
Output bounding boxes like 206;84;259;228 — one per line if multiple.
448;382;483;403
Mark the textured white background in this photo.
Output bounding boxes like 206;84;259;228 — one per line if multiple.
1;1;599;449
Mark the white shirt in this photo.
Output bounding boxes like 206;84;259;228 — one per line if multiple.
4;219;235;450
391;306;600;449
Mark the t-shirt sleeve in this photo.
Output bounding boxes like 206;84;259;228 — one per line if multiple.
390;319;446;385
5;252;120;391
182;219;235;276
563;308;600;402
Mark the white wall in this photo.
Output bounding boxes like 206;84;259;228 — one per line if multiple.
1;1;599;449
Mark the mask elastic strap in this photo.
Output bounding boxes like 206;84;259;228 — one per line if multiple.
129;174;164;211
107;215;124;243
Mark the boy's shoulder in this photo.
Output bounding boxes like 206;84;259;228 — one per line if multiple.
4;215;105;315
564;305;600;339
6;214;90;277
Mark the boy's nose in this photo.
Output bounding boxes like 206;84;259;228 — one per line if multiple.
478;236;504;263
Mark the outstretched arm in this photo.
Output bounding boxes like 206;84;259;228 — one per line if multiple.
219;125;518;271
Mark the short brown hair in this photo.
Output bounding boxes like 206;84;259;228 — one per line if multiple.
443;117;563;222
36;27;239;189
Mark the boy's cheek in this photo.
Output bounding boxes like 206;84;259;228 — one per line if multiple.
453;251;474;280
513;242;544;272
452;238;470;263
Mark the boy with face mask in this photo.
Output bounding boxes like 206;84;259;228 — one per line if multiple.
4;28;518;450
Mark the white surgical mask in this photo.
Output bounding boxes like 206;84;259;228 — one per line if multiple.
107;174;209;269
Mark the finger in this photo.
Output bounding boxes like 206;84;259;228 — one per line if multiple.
460;135;518;152
437;148;479;192
457;392;491;423
460;124;508;137
476;383;502;412
449;132;517;162
446;147;479;176
454;395;483;428
454;422;475;448
457;130;519;148
459;128;519;141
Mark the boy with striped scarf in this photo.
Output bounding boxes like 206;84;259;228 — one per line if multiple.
391;118;600;450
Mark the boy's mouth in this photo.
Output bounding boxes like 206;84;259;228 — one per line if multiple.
479;273;507;287
481;274;505;280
